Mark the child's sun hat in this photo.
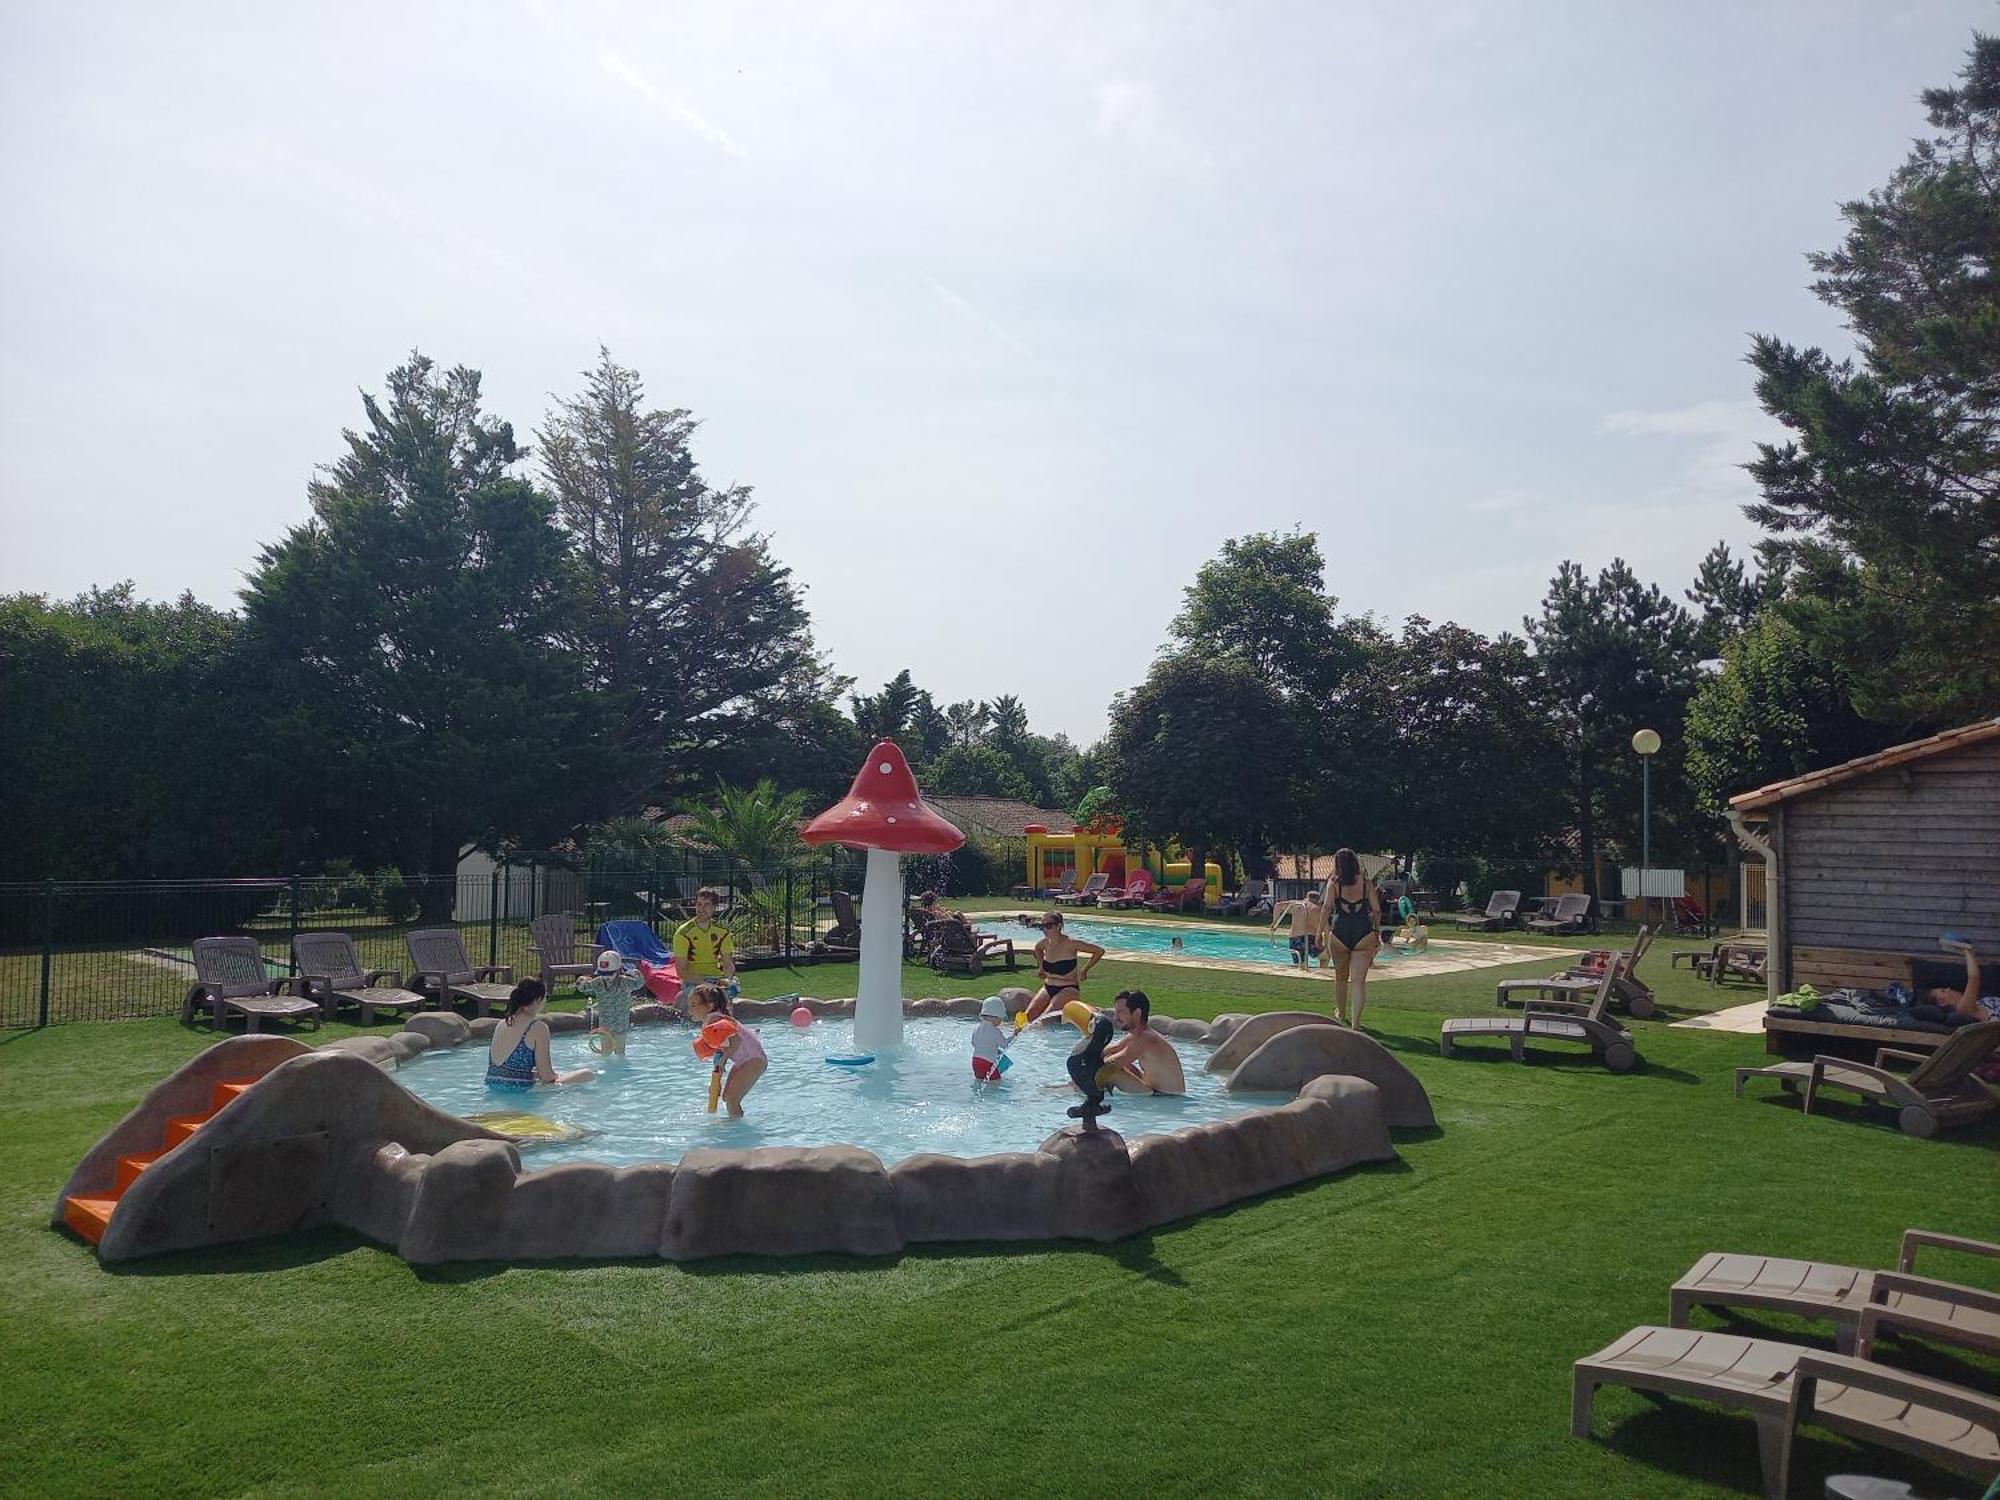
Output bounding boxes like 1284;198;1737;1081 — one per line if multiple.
979;995;1008;1020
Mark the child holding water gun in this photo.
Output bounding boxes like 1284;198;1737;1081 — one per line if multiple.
971;994;1014;1082
688;982;766;1117
579;949;638;1058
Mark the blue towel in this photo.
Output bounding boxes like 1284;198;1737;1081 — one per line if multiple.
595;920;671;966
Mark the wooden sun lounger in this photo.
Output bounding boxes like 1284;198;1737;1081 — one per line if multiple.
1669;1228;2000;1358
291;931;424;1026
1735;1020;2000;1137
529;911;601;994
183;936;322;1032
1452;890;1520;931
1496;927;1657;1018
405;928;516;1017
1572;1325;2000;1499
1441;968;1639;1072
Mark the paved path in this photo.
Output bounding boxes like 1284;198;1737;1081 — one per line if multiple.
1669;998;1769;1034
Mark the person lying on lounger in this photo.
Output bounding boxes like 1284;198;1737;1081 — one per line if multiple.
1931;940;2000;1022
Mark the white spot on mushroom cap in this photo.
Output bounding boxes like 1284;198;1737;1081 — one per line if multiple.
878;761;893;774
887;815;898;824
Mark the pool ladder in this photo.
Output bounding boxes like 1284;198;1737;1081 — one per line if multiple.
62;1078;259;1246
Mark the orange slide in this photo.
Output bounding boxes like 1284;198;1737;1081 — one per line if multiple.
62;1077;260;1245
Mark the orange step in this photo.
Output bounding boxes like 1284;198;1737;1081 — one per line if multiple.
65;1076;264;1250
63;1196;118;1245
114;1152;162;1191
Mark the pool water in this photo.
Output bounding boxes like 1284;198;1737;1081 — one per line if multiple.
399;1017;1282;1170
1049;914;1427;967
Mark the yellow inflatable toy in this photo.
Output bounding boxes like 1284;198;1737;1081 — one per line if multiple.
464;1111;594;1147
1062;999;1096;1033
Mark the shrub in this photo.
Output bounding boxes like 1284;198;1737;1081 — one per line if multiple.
374;867;418;924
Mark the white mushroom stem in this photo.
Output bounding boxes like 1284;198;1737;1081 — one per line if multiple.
854;845;905;1050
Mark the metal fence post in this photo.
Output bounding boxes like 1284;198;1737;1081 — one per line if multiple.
783;866;793;965
488;866;502;967
650;857;661;934
287;874;301;962
38;878;56;1028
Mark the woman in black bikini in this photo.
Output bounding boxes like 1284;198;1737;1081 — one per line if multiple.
1320;847;1382;1028
1024;911;1106;1023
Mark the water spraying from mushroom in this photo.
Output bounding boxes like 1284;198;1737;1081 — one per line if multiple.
800;741;964;1050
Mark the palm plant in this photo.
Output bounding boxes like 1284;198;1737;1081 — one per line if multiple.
674;779;809;874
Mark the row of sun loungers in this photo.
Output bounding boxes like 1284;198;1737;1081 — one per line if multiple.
1451;890;1599;933
182;918;618;1029
1574;1227;2000;1497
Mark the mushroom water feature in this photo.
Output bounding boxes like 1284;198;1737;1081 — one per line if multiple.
800;740;964;1051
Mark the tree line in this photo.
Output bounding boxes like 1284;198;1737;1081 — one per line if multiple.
4;37;1993;902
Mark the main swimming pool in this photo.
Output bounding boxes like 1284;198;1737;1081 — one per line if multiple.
1039;913;1435;968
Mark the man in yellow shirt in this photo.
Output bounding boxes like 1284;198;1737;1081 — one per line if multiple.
673;887;737;1001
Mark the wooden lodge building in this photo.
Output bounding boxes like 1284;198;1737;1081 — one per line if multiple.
1727;718;2000;1004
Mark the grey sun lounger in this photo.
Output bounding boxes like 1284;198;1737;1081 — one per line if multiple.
529;911;601;994
1572;1325;2000;1499
291;931;424;1026
405;928;516;1017
1670;1228;2000;1358
1441;967;1639;1072
183;936;322;1032
1452;890;1520;930
1496;926;1657;1018
1054;873;1109;906
1525;892;1593;934
1735;1020;2000;1138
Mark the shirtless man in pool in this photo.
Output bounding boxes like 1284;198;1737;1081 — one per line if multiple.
1100;990;1186;1096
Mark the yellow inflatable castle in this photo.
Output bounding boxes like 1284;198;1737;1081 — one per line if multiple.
1023;819;1221;906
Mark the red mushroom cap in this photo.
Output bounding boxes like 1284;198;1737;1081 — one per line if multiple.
800;739;966;855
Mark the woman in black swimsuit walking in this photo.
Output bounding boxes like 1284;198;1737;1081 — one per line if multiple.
1320;847;1382;1028
1024;911;1106;1023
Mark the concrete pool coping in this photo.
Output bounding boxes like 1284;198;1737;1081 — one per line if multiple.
57;995;1433;1266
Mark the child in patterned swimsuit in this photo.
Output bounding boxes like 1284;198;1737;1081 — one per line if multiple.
579;949;638;1058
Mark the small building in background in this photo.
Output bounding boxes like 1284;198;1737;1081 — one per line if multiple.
1727;718;2000;1000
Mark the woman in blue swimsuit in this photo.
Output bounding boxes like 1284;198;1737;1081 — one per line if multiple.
486;979;596;1090
1319;848;1383;1029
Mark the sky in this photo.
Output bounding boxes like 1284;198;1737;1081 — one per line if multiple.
0;1;1984;744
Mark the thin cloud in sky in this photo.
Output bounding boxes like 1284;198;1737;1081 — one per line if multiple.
920;274;1032;356
599;47;746;158
1603;400;1786;501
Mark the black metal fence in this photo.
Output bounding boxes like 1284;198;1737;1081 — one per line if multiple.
0;853;872;1028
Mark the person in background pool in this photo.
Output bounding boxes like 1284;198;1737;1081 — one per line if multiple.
1270;889;1328;969
1319;848;1383;1028
486;979;595;1090
1169;935;1185;955
1101;989;1185;1095
1024;911;1106;1023
687;982;766;1117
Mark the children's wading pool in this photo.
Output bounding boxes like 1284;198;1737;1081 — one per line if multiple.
399;1018;1281;1170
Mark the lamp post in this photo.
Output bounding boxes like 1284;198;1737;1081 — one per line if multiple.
1631;728;1661;924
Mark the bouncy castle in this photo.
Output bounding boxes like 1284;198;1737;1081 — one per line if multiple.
1023;819;1221;905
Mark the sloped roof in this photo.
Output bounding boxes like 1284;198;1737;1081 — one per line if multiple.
1729;718;2000;813
927;796;1074;839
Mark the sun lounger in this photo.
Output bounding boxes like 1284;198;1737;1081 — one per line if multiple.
1452;890;1520;931
1039;871;1077;901
1098;871;1155;908
823;890;862;954
529;911;600;994
290;931;424;1026
182;937;322;1032
1150;877;1205;912
404;928;516;1017
1526;892;1593;935
1441;968;1639;1071
927;919;1019;976
1220;879;1270;918
1669;1228;2000;1358
1572;1325;2000;1499
1054;873;1109;906
1496;927;1657;1018
1734;1020;1999;1138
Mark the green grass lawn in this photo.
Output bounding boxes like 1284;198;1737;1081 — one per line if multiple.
1;947;1994;1498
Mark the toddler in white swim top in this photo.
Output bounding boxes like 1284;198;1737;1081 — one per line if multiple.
971;995;1011;1082
580;950;638;1057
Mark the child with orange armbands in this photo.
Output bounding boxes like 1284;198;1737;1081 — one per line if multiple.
688;982;766;1117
